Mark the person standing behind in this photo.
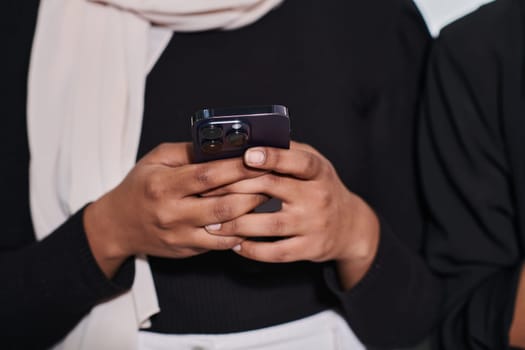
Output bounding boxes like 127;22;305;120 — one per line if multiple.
420;0;525;348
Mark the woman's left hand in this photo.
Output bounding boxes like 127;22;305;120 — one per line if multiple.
204;141;380;289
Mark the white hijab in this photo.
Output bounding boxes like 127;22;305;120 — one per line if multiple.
27;1;283;349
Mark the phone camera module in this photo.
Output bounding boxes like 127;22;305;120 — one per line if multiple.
226;129;248;147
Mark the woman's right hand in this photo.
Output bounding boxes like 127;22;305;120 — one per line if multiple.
83;142;268;277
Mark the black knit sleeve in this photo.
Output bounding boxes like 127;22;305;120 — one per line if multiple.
324;216;441;349
419;1;523;349
1;1;134;349
323;1;442;348
0;209;135;349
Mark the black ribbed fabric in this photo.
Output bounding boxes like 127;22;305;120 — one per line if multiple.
1;0;440;348
140;0;440;346
0;209;135;350
148;253;331;334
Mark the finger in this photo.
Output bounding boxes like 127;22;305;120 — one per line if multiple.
161;228;244;253
200;174;299;203
205;212;298;237
183;193;269;226
232;237;305;263
152;227;244;258
174;158;267;196
244;147;323;180
143;142;193;167
192;229;245;251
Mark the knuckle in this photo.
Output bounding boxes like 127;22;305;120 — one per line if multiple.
226;219;238;235
213;202;233;222
320;190;332;209
312;187;331;209
265;174;281;186
234;159;251;176
270;217;287;235
256;194;270;207
144;172;167;200
266;148;280;167
320;216;331;231
304;152;318;173
159;232;178;248
243;244;258;259
194;166;212;187
215;236;236;250
153;208;174;229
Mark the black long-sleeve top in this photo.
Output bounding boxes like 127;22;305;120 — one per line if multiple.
3;1;440;349
419;0;525;348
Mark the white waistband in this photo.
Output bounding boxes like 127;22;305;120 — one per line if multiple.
138;310;365;350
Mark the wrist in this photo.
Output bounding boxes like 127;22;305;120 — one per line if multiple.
338;194;380;263
336;195;380;290
83;196;130;278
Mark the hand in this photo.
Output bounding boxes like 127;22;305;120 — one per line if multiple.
84;143;267;277
204;141;380;289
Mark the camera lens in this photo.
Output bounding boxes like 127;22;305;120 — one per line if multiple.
200;125;223;140
226;129;248;147
201;139;223;154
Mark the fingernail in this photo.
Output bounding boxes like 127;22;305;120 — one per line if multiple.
205;223;222;231
232;244;242;252
245;149;266;165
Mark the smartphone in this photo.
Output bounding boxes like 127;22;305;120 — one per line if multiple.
191;105;290;163
191;105;290;215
